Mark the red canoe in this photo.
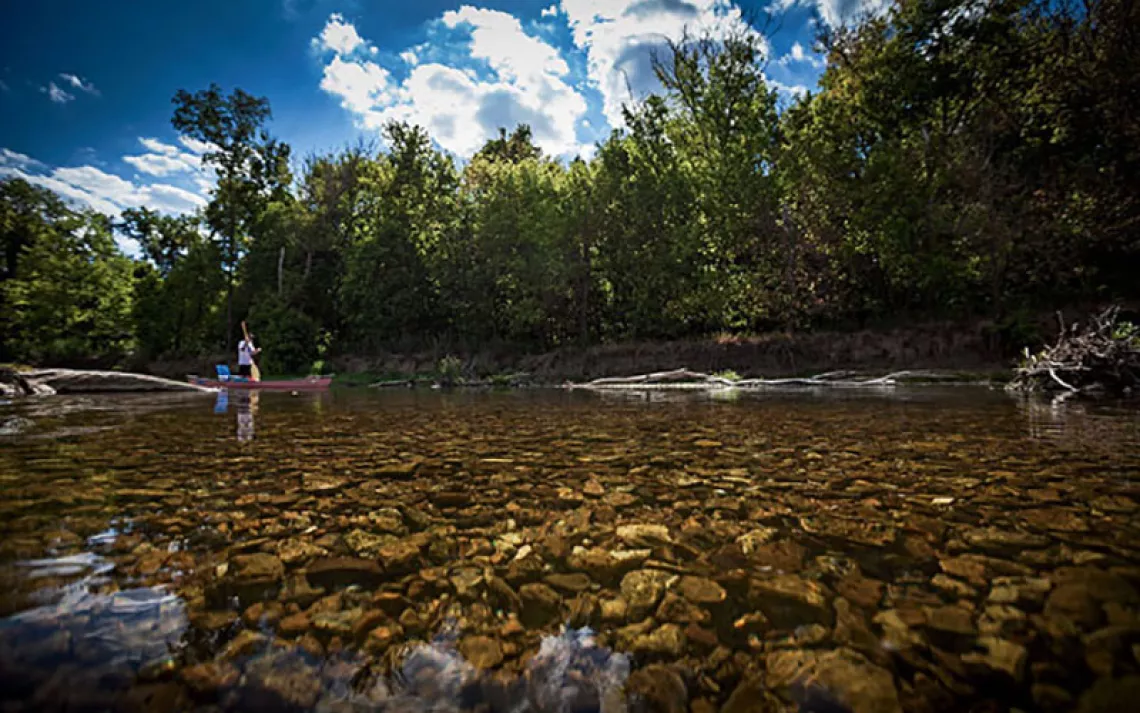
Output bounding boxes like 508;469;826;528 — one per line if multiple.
187;375;333;390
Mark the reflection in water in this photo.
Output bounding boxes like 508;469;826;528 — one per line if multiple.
1017;392;1140;452
214;389;229;414
0;553;188;710
381;624;631;712
213;389;260;442
237;392;259;442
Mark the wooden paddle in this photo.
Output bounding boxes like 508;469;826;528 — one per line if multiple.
240;321;261;382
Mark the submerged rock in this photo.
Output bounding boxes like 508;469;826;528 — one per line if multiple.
544;572;593;594
458;635;504;669
230;553;284;582
749;574;833;629
630;623;686;657
180;662;239;697
960;527;1049;555
305;557;383;589
277;539;326;566
621;569;676;619
720;676;781;713
922;605;976;638
1077;675;1140;713
344;529;394;558
450;566;486;600
237;650;322;710
962;636;1028;682
221;553;285;605
568;547;651;584
377;538;422;574
736;528;779;555
767;647;902;713
616;524;672;548
519;583;562;628
677;576;726;606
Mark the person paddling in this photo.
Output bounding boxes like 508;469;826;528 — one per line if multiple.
237;326;261;380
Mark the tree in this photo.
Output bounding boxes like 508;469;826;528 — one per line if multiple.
1;178;75;284
171;83;291;351
653;27;784;329
2;211;135;365
338;122;456;350
118;207;201;276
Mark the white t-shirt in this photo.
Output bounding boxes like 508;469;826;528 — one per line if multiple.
238;339;254;366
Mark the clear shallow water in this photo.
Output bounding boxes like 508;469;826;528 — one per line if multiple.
0;386;1138;712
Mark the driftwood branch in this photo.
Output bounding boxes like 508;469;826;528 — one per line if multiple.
1008;306;1139;395
567;368;955;391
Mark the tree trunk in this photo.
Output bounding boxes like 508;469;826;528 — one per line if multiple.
278;246;286;296
225;208;236;354
579;210;591;347
225;267;234;354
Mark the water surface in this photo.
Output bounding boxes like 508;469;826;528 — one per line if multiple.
1;387;1138;712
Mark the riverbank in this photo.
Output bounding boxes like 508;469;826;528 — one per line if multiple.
143;317;1019;387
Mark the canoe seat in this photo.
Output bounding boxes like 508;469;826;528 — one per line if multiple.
215;364;232;381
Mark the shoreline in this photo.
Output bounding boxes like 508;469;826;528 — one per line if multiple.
140;317;1020;388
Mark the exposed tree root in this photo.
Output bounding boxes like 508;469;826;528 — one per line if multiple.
566;367;957;391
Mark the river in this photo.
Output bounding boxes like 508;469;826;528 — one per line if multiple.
1;386;1138;712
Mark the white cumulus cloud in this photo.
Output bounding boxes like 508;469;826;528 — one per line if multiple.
0;148;45;171
767;0;891;29
560;0;762;127
2;145;211;222
312;12;371;55
442;6;570;89
178;135;221;156
314;9;589;158
779;41;824;68
320;55;392;115
768;78;810;101
121;136;219;184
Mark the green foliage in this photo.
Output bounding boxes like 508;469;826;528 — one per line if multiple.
437;355;463;386
246;297;320;375
1;203;135;365
4;0;1138;369
985;309;1044;356
1113;322;1139;345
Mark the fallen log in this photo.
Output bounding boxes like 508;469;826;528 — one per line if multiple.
18;369;216;395
566;368;956;391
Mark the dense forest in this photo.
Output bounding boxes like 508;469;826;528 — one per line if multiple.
2;0;1137;375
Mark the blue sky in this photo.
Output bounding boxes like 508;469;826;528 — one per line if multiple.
0;0;881;232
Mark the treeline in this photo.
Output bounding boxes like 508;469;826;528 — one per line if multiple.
2;0;1137;373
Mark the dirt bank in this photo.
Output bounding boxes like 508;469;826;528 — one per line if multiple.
321;319;1014;383
147;311;1123;384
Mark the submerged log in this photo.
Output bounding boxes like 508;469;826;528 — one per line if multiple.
1007;307;1140;395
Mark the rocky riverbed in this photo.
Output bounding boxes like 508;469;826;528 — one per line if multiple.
0;389;1137;712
